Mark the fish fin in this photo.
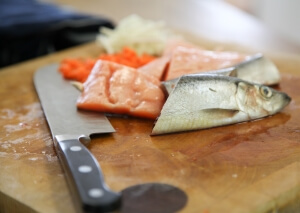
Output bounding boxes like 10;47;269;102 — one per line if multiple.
201;108;240;119
152;108;242;135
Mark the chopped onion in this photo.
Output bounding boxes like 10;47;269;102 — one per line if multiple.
97;14;179;55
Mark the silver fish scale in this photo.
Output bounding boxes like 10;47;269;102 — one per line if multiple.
152;74;291;135
163;74;239;114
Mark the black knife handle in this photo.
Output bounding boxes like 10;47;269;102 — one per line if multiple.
54;135;121;213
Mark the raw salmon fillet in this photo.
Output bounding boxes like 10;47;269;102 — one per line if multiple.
138;55;170;80
137;40;203;81
77;60;165;119
164;46;247;80
138;39;247;82
163;39;203;56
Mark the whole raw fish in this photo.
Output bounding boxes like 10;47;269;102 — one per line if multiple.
162;53;280;95
228;53;280;85
152;74;291;135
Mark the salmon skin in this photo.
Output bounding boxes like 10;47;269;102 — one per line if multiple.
152;74;291;135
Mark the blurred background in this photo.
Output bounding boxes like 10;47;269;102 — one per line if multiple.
1;0;299;68
224;0;300;48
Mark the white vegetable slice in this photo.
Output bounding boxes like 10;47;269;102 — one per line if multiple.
97;14;179;55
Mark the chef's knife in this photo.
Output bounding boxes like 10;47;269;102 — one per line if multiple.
34;64;121;213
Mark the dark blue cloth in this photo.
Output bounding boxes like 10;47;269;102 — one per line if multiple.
0;0;113;37
0;0;114;67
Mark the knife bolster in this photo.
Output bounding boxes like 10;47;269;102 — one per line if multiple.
55;134;91;146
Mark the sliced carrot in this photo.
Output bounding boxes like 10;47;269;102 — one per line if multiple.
59;57;97;82
59;47;156;82
99;47;156;68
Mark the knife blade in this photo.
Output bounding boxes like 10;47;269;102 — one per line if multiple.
34;64;121;213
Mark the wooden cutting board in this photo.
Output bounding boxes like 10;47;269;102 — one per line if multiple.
0;42;300;213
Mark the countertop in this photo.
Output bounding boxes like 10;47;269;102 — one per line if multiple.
1;1;300;213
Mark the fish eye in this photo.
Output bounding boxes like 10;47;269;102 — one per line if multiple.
260;86;272;98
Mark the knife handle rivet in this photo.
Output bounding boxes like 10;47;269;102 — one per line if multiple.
88;188;104;198
70;146;82;152
78;165;92;173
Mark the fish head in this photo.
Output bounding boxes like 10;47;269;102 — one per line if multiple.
236;82;291;119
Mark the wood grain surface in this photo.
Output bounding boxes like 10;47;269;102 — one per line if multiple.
1;38;300;213
1;1;300;212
